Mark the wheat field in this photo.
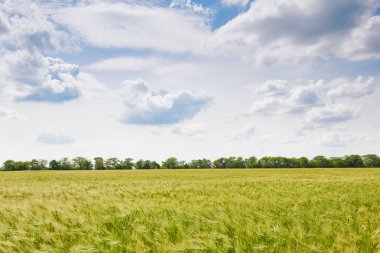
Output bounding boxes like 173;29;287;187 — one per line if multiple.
0;169;379;252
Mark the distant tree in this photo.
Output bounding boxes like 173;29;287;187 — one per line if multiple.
330;157;344;168
259;157;290;168
72;157;93;170
362;154;380;168
309;156;332;168
259;157;272;168
105;158;121;170
30;159;48;170
225;157;246;168
287;157;309;168
343;155;364;168
162;157;180;169
178;160;189;169
246;157;259;168
59;158;73;170
135;160;160;169
134;159;144;169
213;158;228;168
189;159;212;169
49;160;61;170
120;158;134;169
150;161;161;169
2;160;16;171
298;157;309;168
94;157;106;170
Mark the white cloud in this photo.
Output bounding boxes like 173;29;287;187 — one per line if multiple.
1;51;81;103
214;0;379;65
0;107;24;120
221;0;250;8
249;97;280;115
172;123;209;136
53;2;211;54
248;76;378;132
250;81;321;115
341;16;380;60
327;76;376;99
0;0;78;54
36;133;75;145
250;76;376;121
121;79;212;124
255;79;289;96
170;0;212;16
304;104;356;127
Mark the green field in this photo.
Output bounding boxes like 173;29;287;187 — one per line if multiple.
0;169;379;252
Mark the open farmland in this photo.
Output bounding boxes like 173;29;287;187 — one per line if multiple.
0;169;379;252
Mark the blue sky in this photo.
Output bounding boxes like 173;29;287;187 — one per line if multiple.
0;0;379;162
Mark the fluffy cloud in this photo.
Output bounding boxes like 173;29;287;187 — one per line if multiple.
250;76;376;129
221;0;250;7
0;0;78;54
214;0;379;64
53;2;211;54
121;79;212;124
36;133;75;145
170;0;211;16
341;16;380;60
327;76;376;99
0;1;83;103
249;97;280;115
1;51;81;103
255;79;289;96
304;104;356;127
250;81;321;115
0;107;24;120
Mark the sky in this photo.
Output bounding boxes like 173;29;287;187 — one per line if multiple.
0;0;379;163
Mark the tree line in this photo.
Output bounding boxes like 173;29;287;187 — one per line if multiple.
1;154;380;171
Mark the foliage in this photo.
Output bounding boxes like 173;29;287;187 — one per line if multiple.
135;160;160;169
188;159;212;169
2;154;380;171
362;154;380;167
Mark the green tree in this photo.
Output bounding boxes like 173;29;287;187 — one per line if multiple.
162;157;180;169
343;155;364;168
298;157;309;168
135;160;160;169
213;158;228;168
105;158;121;170
59;158;73;170
309;156;332;168
330;157;344;168
120;158;134;169
2;160;16;171
3;161;30;171
72;157;93;170
30;159;48;170
189;159;212;169
246;157;259;168
94;157;106;170
49;160;61;170
362;154;380;168
225;157;246;168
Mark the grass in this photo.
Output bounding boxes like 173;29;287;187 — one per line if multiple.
0;169;379;252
